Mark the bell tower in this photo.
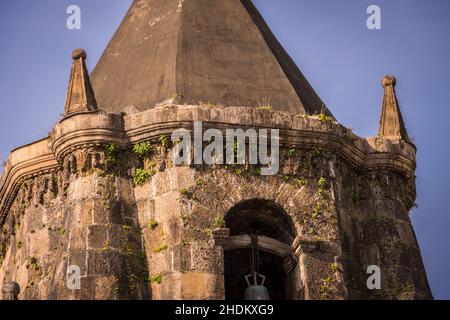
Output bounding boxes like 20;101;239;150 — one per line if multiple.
0;0;432;300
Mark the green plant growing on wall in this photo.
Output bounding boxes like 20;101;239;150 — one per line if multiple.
313;148;323;157
318;112;333;124
122;225;132;232
147;219;159;230
301;157;310;170
171;93;183;101
133;141;152;159
150;274;163;284
133;168;154;186
203;228;213;237
316;106;333;124
214;216;226;228
234;169;242;176
138;251;147;264
180;187;194;200
124;246;134;257
324;276;333;284
159;135;171;149
102;240;111;252
318;177;327;188
257;98;272;110
312;204;321;219
294;178;307;187
27;256;40;271
319;274;336;299
286;148;297;158
148;160;157;169
181;213;192;225
253;168;261;176
319;284;330;299
311;148;323;167
182;238;190;246
105;143;118;166
330;263;338;273
257;105;272;111
129;273;139;291
153;244;168;253
232;141;239;153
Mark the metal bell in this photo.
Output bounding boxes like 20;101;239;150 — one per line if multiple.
244;273;270;300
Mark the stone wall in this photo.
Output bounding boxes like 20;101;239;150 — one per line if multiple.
0;105;432;300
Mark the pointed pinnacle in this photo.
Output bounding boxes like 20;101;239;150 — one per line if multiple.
63;49;98;115
377;75;409;140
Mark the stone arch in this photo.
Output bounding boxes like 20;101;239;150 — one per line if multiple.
215;179;305;237
225;198;297;244
221;198;302;300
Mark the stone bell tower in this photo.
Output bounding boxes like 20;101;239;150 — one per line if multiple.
0;0;432;300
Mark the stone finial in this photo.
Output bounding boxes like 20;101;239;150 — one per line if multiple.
72;48;87;60
63;49;98;115
381;75;396;88
377;75;409;140
2;281;20;300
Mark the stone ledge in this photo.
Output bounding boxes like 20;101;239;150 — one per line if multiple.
0;105;416;228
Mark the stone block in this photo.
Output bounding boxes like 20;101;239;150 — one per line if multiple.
181;272;224;300
361;243;380;266
69;225;88;251
171;244;191;272
154;191;181;224
190;241;224;273
88;250;124;276
88;225;109;249
158;272;181;300
95;275;118;300
29;228;50;258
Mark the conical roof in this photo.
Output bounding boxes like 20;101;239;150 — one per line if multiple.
91;0;331;116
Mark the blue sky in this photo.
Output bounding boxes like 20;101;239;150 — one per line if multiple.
0;0;449;299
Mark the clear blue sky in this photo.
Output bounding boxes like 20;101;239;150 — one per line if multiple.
0;0;449;299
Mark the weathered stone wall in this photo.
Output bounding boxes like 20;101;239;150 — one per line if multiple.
0;105;432;300
0;148;151;300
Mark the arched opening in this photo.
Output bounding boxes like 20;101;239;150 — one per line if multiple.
223;199;299;300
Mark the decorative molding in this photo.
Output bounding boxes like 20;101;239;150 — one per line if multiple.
0;105;417;227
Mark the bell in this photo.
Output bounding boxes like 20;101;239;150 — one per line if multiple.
244;273;270;300
244;285;271;300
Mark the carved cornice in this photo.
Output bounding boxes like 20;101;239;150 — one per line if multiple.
50;110;128;162
0;139;59;225
0;105;417;227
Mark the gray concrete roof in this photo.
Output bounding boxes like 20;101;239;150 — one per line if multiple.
91;0;332;116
